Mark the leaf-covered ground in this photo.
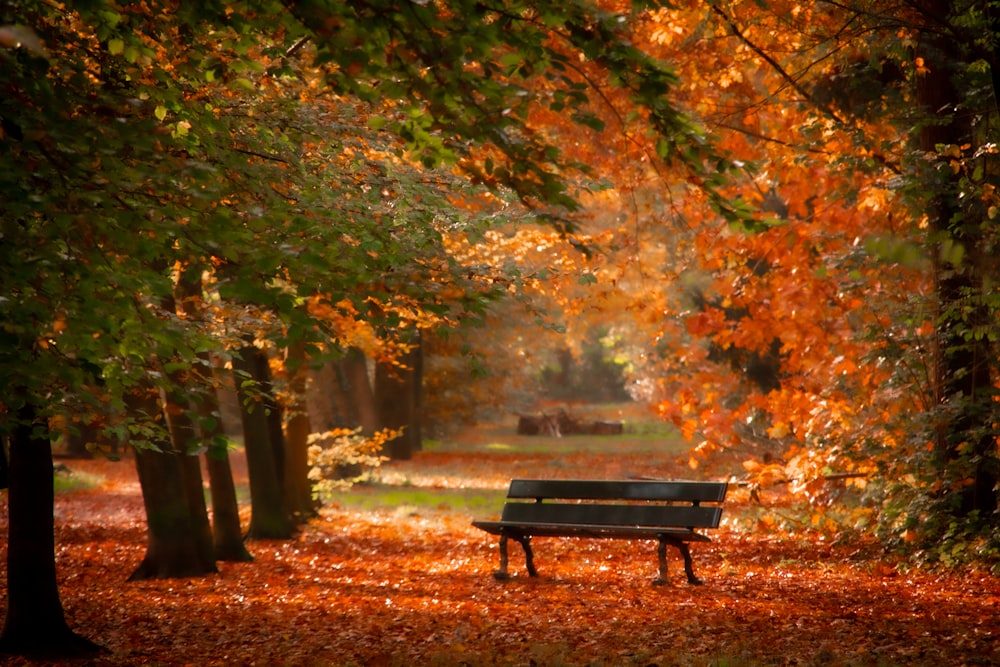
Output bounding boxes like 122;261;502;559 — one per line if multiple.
2;420;999;666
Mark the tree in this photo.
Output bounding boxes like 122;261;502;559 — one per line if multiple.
234;342;296;540
284;338;317;523
909;0;999;521
0;395;102;658
375;331;424;460
176;271;252;561
128;383;218;581
582;1;999;551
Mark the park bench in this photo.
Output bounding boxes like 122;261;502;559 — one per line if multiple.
472;478;727;586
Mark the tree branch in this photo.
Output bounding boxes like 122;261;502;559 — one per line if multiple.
710;4;848;126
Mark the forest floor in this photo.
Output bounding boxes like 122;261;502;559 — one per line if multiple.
2;405;999;666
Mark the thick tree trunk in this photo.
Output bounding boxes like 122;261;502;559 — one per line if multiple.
128;387;218;580
163;388;216;572
233;343;294;540
0;400;102;658
917;2;999;516
284;339;316;523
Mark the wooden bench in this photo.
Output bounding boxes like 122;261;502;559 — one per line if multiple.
472;479;727;586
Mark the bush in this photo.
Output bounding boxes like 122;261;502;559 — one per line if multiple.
307;427;398;496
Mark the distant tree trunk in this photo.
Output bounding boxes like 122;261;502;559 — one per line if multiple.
128;385;218;581
374;332;423;460
195;358;252;562
62;418;95;459
0;398;102;659
343;346;379;434
233;342;294;540
175;269;251;561
283;339;316;523
554;346;573;389
306;361;340;432
917;7;999;516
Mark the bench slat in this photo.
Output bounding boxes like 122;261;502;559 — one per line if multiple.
470;520;712;541
507;479;727;503
500;501;723;529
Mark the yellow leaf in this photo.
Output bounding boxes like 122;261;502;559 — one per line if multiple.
767;421;789;438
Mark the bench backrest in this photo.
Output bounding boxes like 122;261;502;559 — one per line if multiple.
500;479;727;529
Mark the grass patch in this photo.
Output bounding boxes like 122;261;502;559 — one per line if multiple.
54;466;103;493
321;483;507;516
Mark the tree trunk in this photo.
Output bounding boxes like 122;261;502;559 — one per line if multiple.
163;384;216;572
193;354;252;562
0;436;8;490
917;2;999;516
0;399;103;659
233;343;294;540
174;271;252;560
196;360;253;562
343;346;379;434
283;339;316;523
374;334;423;460
204;451;253;561
128;386;218;580
306;361;339;432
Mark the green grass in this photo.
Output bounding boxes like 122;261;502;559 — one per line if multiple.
53;466;102;493
322;483;507;516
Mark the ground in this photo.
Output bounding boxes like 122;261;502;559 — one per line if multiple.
1;412;998;666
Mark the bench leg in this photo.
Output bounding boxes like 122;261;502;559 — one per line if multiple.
654;538;703;586
678;542;703;586
653;538;669;586
514;535;538;577
493;535;510;581
494;533;537;579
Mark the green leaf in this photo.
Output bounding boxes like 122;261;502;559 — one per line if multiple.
107;38;124;56
232;77;255;92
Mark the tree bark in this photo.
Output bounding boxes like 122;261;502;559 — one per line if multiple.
283;339;316;523
343;346;379;434
174;270;251;560
128;385;218;580
917;0;998;516
162;384;216;572
374;333;423;460
191;353;253;562
0;399;103;658
233;343;294;539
